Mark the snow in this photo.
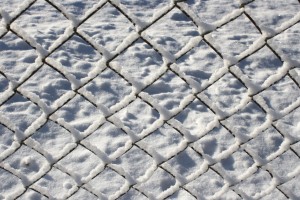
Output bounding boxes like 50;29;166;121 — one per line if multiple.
143;7;200;55
0;94;44;141
56;145;104;185
51;0;100;21
0;31;39;83
77;2;136;54
1;145;50;186
234;169;276;199
0;168;25;200
18;64;75;112
231;46;287;94
0;18;7;38
51;94;104;139
291;141;300;156
243;127;288;164
143;70;193;113
193;125;239;163
260;188;289;200
177;0;241;31
0;124;20;162
222;101;272;142
17;189;48;200
245;0;300;31
32;167;78;199
111;146;156;183
278;174;300;199
82;122;131;162
220;189;243;200
266;150;300;182
212;149;257;185
205;14;261;60
254;75;300;119
112;98;161;138
199;73;251;119
171;40;225;92
25;120;76;163
0;0;300;199
166;189;196;200
184;169;228;199
137;124;187;162
113;0;172;28
0;0;35;21
275;106;300;142
68;188;98;200
0;74;14;108
84;167;129;199
11;0;71;52
135;167;180;199
268;22;300;65
47;34;103;81
172;98;218;138
110;38;164;85
162;147;208;184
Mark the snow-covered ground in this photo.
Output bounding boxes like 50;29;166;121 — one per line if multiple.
0;0;300;199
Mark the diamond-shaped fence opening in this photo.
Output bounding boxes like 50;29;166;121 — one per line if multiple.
53;0;101;20
205;14;261;59
47;34;102;81
78;2;136;53
184;168;227;199
137;123;187;161
31;167;78;199
268;22;300;64
79;67;133;110
143;7;200;56
193;125;238;161
162;146;207;182
84;167;129;199
117;0;173;26
234;168;274;199
68;188;99;200
118;188;148;200
11;0;71;51
0;168;25;199
232;45;284;92
172;39;225;90
2;145;50;186
111;145;156;182
166;189;197;200
55;145;104;184
81;121;132;160
198;72;250;118
0;93;43;134
0;0;300;199
143;70;193;112
18;64;74;109
25;120;76;162
245;0;300;30
178;0;240;25
110;38;165;86
0;31;38;83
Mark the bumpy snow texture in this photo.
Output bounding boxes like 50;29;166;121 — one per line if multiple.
0;0;300;199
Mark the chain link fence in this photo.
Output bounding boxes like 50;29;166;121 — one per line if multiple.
0;0;300;199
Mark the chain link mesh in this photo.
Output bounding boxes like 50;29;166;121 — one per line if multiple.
0;0;300;199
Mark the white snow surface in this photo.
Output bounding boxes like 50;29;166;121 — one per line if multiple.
0;0;300;199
